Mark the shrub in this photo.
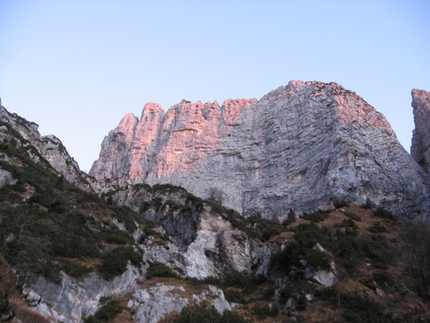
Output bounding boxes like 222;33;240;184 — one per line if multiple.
362;198;375;209
360;234;394;270
61;260;92;278
304;249;332;270
282;211;297;226
270;223;333;274
84;300;122;323
369;222;388;233
178;303;248;323
330;232;364;275
279;287;293;304
403;222;430;300
302;210;329;223
372;271;395;288
337;219;359;236
252;303;278;319
343;211;361;221
262;286;275;300
98;226;134;245
146;262;181;279
98;247;141;280
224;288;246;304
109;204;142;232
317;288;393;323
51;234;99;259
334;200;349;208
373;208;396;221
0;289;9;316
186;276;222;287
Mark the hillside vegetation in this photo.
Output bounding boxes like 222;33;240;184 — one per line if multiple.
1;117;430;322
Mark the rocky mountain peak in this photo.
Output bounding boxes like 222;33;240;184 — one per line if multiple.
90;81;429;220
411;88;430;173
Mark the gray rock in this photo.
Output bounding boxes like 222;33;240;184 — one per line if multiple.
128;284;189;323
0;105;101;193
29;265;141;323
208;285;232;314
411;88;430;174
91;81;430;220
113;185;259;278
310;270;337;287
0;169;14;188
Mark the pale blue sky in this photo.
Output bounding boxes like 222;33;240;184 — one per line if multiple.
1;0;429;172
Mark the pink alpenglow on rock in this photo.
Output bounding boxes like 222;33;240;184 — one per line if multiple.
90;81;430;221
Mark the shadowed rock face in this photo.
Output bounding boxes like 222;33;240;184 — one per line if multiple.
90;81;430;220
411;89;430;174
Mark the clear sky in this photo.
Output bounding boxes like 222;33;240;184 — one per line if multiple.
1;1;429;172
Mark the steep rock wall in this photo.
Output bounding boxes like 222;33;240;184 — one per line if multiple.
411;88;430;174
91;81;430;220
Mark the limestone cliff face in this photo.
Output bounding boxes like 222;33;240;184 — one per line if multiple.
91;81;429;220
411;89;430;174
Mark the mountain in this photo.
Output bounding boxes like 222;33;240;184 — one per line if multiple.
90;81;429;221
411;88;430;174
1;83;430;323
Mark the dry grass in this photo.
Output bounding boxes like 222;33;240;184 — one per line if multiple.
9;297;52;323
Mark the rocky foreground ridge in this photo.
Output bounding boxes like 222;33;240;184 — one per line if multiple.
91;81;430;220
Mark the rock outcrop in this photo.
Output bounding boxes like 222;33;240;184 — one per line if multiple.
411;88;430;173
111;185;265;279
0;104;100;193
24;265;141;323
91;81;429;220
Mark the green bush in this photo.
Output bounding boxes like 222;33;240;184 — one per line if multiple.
146;262;181;279
372;271;395;288
302;210;329;223
98;247;141;280
331;232;365;275
373;208;396;221
360;234;393;270
186;276;223;287
361;198;375;209
270;223;333;274
98;226;134;245
343;211;361;221
252;303;278;319
334;200;349;208
317;288;393;323
279;287;293;304
84;300;122;323
61;260;92;278
224;288;246;304
109;204;142;232
338;219;359;236
178;303;248;323
262;286;275;300
0;289;9;316
51;234;99;259
282;211;297;226
369;222;388;233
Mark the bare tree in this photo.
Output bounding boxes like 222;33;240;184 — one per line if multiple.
403;221;430;300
